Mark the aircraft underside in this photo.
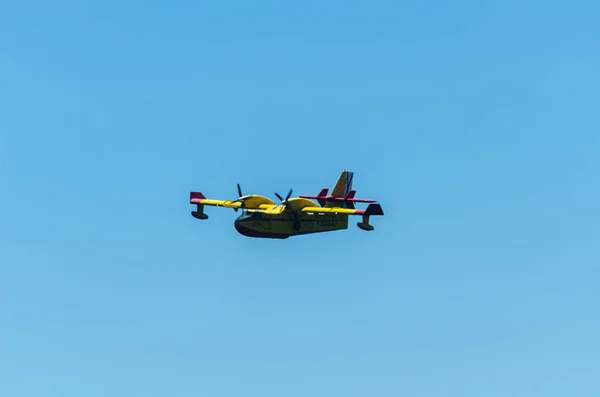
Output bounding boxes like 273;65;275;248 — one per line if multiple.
234;214;349;239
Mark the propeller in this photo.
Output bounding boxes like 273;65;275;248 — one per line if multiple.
232;183;244;211
275;188;300;227
274;188;293;209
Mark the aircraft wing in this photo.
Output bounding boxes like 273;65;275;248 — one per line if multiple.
301;203;384;216
190;192;243;209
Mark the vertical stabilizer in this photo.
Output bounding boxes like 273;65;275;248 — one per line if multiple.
326;170;354;207
299;169;378;209
330;170;354;197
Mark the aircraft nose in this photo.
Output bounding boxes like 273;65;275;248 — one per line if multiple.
234;220;251;236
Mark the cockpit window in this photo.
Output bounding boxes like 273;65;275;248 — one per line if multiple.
249;211;263;220
241;210;263;219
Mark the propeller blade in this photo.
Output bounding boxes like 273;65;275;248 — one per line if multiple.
275;192;284;201
237;183;243;197
285;188;293;201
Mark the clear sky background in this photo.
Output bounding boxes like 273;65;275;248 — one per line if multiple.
1;1;599;396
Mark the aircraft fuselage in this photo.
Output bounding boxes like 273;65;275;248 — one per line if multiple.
233;210;349;239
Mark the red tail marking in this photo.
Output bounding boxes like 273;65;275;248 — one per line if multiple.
190;191;206;203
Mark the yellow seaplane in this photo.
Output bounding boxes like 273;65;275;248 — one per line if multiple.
189;170;384;239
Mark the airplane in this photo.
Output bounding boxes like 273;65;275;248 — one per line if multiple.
189;170;384;239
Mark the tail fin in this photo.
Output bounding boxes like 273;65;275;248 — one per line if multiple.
330;170;354;198
299;170;376;208
315;188;328;206
344;189;356;209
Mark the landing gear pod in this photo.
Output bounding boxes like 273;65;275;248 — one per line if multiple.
191;210;209;220
357;222;374;231
191;203;209;220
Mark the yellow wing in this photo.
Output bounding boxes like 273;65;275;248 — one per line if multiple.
301;206;361;215
190;191;275;211
301;203;384;216
190;192;242;209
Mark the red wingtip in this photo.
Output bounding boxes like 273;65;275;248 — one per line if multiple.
190;191;206;203
365;203;384;216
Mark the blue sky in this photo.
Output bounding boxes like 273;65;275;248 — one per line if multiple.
1;1;599;396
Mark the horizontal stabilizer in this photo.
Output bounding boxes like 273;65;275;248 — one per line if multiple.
299;195;377;203
299;188;329;206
